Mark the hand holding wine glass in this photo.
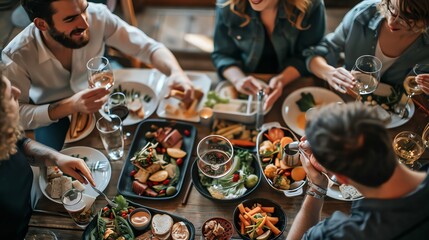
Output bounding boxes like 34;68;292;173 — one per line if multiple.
399;64;429;118
350;55;382;101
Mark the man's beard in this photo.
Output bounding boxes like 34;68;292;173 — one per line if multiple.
48;26;90;49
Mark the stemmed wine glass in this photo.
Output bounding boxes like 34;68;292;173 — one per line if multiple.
350;55;382;101
392;131;425;170
86;56;115;89
422;122;429;149
197;135;234;179
106;92;132;140
398;64;429;118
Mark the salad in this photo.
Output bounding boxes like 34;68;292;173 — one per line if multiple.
199;149;259;200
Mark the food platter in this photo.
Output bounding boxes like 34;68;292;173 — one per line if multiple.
39;146;111;204
82;199;195;239
282;87;344;136
111;81;158;126
326;180;364;202
64;114;95;143
156;72;211;122
117;119;197;200
385;101;414;129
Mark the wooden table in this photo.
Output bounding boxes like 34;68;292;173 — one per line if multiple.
28;69;429;239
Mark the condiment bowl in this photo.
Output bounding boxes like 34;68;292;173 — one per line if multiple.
128;207;152;231
202;217;233;240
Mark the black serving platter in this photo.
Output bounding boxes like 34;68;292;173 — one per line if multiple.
191;148;261;202
81;199;195;239
117;119;197;200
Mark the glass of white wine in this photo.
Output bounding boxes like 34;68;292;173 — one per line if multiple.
399;64;429;117
86;56;114;89
350;55;382;101
392;131;425;170
422;122;429;149
197;135;234;178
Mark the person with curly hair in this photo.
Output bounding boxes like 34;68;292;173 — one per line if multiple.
0;64;96;239
211;0;326;110
287;102;429;239
304;0;429;95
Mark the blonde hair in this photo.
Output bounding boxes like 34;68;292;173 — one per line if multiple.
0;66;23;160
222;0;312;29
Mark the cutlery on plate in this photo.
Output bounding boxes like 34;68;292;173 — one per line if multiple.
87;161;109;172
77;172;118;208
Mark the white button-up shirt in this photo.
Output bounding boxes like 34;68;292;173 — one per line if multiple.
2;3;164;129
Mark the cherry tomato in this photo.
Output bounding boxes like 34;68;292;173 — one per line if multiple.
103;207;109;212
152;181;159;185
156;147;162;153
176;158;183;166
183;129;191;136
162;179;170;185
161;148;166;154
232;173;240;182
284;170;291;177
130;170;137;177
159;189;166;195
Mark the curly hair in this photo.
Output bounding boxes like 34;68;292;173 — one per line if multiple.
0;65;23;161
222;0;313;29
305;102;397;187
378;0;429;32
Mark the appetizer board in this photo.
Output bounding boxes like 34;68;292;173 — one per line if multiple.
117;119;197;200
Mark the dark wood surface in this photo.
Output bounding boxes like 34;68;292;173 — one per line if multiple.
28;70;429;239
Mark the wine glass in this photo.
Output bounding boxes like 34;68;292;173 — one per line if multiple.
87;56;114;89
107;92;129;121
61;189;96;228
350;55;382;101
197;135;234;179
392;131;425;170
422;122;429;149
398;64;429;118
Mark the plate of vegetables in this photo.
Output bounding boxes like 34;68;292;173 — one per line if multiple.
117;119;197;200
83;195;195;239
192;148;261;201
281;87;343;136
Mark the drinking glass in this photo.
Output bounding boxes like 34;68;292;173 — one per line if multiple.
107;92;129;121
197;135;234;178
87;56;114;89
398;64;429;117
392;131;425;170
96;115;124;160
61;189;95;228
422;122;429;149
350;55;382;101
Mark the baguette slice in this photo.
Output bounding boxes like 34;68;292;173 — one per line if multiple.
152;214;173;237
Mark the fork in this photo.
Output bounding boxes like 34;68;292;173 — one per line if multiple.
77;172;118;208
87;161;109;172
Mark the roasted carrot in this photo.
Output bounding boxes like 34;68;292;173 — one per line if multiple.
229;139;256;147
256;227;264;236
245;207;252;212
261;207;275;213
257;216;267;232
241;221;245;235
247;206;262;216
266;216;279;224
239;214;250;226
266;219;281;235
238;203;246;214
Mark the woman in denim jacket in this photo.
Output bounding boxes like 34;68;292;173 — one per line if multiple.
211;0;325;110
304;0;429;95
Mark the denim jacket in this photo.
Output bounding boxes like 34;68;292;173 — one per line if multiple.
211;0;326;78
304;0;429;87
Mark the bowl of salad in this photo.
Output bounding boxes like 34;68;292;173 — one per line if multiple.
191;148;261;202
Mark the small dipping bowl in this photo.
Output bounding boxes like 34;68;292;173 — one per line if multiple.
128;208;152;231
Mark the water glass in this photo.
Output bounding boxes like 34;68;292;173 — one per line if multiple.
61;189;95;228
96;115;124;160
197;135;234;178
87;56;114;89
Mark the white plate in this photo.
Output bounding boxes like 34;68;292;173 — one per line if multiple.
282;87;344;136
326;181;364;202
111;81;158;126
39;146;111;204
385;101;414;128
156;72;211;122
64;114;96;144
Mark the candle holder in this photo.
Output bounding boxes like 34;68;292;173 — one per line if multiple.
199;107;213;127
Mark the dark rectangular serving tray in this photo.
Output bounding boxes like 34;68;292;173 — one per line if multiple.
117;119;197;200
81;199;195;239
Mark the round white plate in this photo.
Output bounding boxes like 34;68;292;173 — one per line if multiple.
65;114;96;144
39;146;111;204
326;181;364;202
282;87;344;136
111;81;158;126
